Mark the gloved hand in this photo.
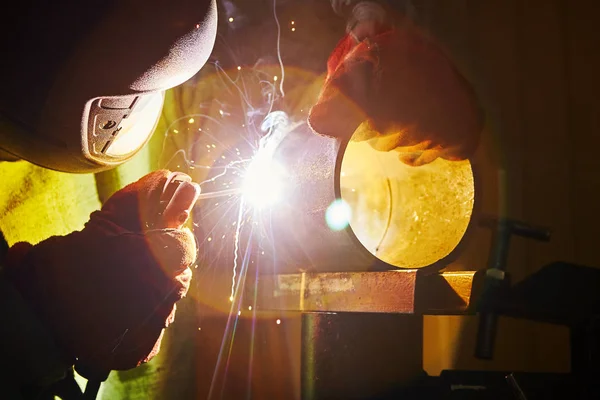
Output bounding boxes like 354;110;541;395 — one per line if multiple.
309;1;483;166
3;170;200;374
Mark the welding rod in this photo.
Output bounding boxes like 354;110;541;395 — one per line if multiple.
196;187;242;200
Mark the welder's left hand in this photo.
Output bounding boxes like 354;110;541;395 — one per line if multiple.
4;170;200;374
309;1;483;166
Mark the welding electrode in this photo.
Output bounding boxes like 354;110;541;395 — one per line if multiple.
195;188;241;200
156;173;242;229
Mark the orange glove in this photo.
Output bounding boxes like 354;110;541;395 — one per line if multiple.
4;170;200;373
309;3;483;166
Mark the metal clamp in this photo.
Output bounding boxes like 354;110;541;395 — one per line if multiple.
475;215;551;360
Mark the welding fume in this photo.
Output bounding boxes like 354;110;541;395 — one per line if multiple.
0;0;483;399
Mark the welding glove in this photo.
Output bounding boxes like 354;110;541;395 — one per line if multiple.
309;0;483;166
3;170;200;375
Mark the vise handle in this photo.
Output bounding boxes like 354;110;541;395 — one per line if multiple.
479;215;551;243
475;215;551;360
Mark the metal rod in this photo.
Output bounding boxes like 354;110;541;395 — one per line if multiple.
196;187;242;200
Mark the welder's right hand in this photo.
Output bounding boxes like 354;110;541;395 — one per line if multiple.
309;1;483;166
5;170;201;374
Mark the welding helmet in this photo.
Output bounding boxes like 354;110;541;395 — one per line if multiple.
0;0;217;173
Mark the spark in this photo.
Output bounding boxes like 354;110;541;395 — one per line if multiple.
230;198;246;302
194;113;291;331
276;319;281;325
273;0;285;97
291;27;296;32
178;2;296;392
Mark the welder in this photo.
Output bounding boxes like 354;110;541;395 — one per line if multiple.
0;0;482;399
0;1;218;398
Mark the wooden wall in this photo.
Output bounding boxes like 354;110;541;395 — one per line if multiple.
423;0;600;374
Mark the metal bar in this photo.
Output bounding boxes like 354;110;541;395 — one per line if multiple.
256;270;477;315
